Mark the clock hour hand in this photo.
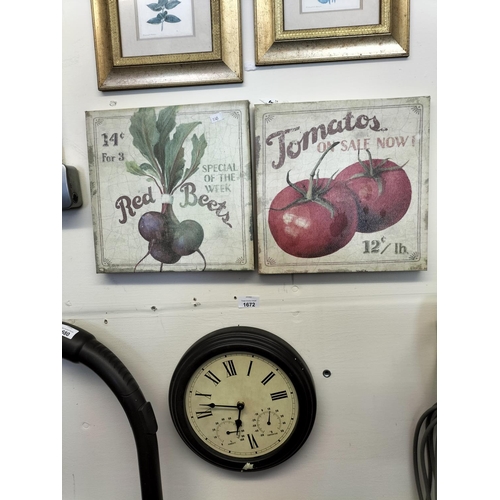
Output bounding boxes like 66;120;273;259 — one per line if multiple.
235;402;245;436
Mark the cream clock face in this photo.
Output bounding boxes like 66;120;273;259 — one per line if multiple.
185;352;298;457
169;327;316;472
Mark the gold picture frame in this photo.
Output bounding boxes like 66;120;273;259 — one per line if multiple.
90;0;243;91
254;0;409;65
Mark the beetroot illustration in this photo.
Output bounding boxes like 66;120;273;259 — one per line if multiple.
126;107;208;271
172;220;204;256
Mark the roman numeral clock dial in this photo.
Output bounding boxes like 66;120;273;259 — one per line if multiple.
188;353;295;457
168;327;317;472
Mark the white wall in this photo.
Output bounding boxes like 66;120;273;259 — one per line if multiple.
62;1;436;499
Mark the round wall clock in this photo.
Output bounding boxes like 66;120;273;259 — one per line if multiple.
168;326;317;472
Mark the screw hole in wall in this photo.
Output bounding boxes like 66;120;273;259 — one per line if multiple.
323;370;331;378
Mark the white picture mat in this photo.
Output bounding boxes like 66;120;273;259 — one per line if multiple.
118;0;213;57
301;0;361;13
284;0;380;30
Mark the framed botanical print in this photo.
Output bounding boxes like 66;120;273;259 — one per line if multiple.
254;0;410;65
90;0;243;90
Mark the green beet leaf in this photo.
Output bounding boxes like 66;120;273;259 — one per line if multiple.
129;108;159;172
128;107;205;196
164;121;201;193
154;106;178;171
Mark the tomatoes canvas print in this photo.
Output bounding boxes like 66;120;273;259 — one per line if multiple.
86;101;253;273
255;97;430;274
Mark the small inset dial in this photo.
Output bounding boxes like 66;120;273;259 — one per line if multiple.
257;410;282;435
215;419;246;447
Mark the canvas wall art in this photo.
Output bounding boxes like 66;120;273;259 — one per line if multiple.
254;96;430;274
86;101;253;272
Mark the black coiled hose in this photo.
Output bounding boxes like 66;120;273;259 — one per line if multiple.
62;322;163;500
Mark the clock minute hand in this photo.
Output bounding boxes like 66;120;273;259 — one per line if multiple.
199;403;240;409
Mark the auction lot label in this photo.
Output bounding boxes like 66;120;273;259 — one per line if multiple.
86;101;253;273
254;97;430;274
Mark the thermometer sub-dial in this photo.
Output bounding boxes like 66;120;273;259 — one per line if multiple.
216;420;242;445
257;410;282;435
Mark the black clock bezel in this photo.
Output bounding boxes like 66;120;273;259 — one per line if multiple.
168;326;317;472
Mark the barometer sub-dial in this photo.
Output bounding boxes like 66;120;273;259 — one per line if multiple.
257;410;282;435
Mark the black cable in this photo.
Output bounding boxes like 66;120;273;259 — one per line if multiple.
426;416;437;492
424;412;435;491
420;418;437;499
413;405;435;498
413;404;437;500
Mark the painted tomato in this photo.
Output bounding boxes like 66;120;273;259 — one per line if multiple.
335;150;412;233
268;178;358;258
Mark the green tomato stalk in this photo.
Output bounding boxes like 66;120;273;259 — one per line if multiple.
305;141;340;200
